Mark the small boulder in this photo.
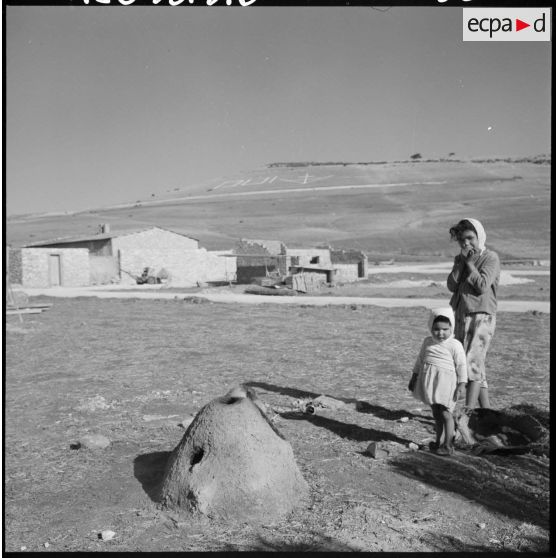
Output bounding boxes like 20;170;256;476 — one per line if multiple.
365;442;390;459
78;434;111;450
99;530;116;541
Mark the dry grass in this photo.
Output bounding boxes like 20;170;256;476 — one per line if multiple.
4;297;550;552
7;161;550;260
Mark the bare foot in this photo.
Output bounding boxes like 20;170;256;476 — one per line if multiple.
435;446;454;456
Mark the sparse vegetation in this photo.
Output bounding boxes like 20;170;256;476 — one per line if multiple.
6;160;550;262
4;298;550;552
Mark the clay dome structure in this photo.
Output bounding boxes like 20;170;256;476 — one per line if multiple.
159;386;309;523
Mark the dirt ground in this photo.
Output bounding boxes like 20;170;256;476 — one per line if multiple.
4;297;551;552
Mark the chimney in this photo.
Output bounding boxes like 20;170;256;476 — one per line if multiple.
98;223;110;234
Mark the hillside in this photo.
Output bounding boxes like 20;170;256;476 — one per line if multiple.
6;160;551;260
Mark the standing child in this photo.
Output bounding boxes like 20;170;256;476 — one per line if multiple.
408;307;467;456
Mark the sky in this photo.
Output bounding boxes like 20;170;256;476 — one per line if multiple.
5;5;552;215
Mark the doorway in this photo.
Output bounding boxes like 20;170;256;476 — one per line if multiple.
49;254;62;286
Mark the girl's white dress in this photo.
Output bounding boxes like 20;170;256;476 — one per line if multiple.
411;336;467;411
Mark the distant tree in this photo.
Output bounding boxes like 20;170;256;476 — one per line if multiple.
410;153;422;160
448;152;455;157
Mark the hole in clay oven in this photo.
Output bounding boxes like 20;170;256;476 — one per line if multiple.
190;447;204;470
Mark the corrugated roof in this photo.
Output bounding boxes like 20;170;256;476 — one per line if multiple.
24;226;199;248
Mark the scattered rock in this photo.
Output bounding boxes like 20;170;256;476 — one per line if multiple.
399;417;410;423
365;442;390;459
43;542;50;548
75;396;110;412
78;434;111;450
477;523;487;529
20;546;27;551
99;530;116;541
408;442;419;451
183;296;210;304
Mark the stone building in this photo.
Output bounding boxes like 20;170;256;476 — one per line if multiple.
330;248;369;282
235;239;287;284
234;240;367;287
8;247;90;288
14;225;236;287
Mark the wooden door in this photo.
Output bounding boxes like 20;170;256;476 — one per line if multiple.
49;254;61;286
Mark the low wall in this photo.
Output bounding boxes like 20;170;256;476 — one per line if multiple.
90;256;119;285
118;248;236;286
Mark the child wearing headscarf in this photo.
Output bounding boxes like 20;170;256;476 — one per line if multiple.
408;307;467;456
446;218;500;409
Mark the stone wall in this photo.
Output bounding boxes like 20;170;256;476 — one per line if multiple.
8;249;23;284
332;263;360;283
113;228;228;286
118;248;235;287
90;256;119;285
19;248;90;287
286;248;332;270
235;240;285;283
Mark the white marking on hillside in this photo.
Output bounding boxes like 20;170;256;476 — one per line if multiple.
279;173;333;185
105;181;448;210
212;176;279;191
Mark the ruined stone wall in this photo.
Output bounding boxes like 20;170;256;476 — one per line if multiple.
333;263;360;283
286;248;332;269
235;240;284;283
20;248;90;287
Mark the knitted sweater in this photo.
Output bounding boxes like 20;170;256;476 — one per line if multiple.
447;250;500;315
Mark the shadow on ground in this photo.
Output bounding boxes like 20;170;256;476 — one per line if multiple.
390;450;550;529
134;451;171;502
247;381;425;421
222;533;359;552
283;412;413;445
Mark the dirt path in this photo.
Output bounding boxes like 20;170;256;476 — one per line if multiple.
20;286;550;313
368;263;550;276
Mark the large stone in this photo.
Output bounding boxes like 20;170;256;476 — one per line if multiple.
159;386;309;523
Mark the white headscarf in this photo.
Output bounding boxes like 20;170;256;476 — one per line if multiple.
428;306;455;338
464;218;486;253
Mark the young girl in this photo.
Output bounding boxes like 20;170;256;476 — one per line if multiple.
408;307;467;455
446;218;500;409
